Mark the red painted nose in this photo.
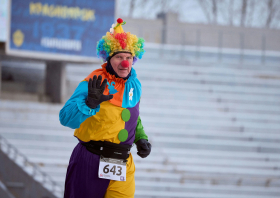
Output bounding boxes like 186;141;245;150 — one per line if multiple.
121;60;129;68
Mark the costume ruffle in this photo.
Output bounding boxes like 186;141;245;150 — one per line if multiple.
85;63;141;108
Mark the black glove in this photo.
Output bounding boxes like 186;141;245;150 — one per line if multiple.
135;139;152;158
86;75;113;109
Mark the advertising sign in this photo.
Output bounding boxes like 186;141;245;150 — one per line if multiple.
6;0;115;62
0;0;8;41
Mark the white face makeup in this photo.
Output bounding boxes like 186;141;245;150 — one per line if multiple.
110;53;133;78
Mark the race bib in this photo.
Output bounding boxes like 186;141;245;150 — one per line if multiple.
98;156;126;181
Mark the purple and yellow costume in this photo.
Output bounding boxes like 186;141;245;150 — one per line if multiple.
59;19;147;198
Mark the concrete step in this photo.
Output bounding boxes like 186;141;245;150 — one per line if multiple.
2;125;280;143
135;181;280;196
0;180;16;198
134;190;279;198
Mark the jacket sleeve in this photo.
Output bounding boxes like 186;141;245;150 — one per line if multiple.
59;80;100;129
134;116;148;143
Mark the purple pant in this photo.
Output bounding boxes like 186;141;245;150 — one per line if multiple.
64;143;110;198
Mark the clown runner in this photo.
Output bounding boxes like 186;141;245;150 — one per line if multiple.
59;18;151;198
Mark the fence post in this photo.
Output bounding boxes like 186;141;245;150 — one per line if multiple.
196;29;201;60
262;34;266;65
218;31;223;62
240;32;244;64
181;29;185;60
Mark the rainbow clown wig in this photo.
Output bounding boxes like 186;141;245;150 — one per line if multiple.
96;18;145;63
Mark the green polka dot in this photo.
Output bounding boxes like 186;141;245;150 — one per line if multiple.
118;129;128;142
121;109;131;122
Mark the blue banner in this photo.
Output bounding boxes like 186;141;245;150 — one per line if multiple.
0;0;8;42
9;0;115;59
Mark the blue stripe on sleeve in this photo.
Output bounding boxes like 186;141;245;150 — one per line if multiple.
59;81;100;129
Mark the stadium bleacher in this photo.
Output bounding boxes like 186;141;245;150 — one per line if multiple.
0;46;280;198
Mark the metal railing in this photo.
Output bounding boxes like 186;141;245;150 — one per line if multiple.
0;134;63;198
143;42;280;66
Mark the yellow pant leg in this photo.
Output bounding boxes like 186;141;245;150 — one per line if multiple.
104;154;135;198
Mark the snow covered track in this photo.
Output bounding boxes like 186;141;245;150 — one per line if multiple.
1;51;280;197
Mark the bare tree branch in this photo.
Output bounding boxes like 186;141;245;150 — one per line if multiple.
246;0;256;27
161;0;168;12
228;0;235;26
212;0;218;24
138;0;151;18
128;0;136;18
269;0;280;28
198;0;212;23
122;0;280;29
266;0;276;28
240;0;248;26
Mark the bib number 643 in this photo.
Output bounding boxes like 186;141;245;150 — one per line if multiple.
103;164;122;176
98;157;126;181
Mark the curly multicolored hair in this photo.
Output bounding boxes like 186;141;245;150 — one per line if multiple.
96;18;145;63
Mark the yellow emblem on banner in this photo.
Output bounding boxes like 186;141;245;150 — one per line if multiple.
13;30;24;47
